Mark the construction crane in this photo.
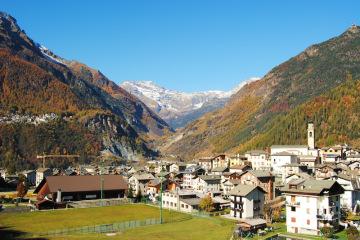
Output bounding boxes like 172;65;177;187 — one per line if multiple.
36;154;80;168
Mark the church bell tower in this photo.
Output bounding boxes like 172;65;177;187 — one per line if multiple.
307;122;315;149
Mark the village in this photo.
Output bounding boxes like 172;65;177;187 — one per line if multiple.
1;122;360;239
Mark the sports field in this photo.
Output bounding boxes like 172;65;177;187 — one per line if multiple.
0;204;236;240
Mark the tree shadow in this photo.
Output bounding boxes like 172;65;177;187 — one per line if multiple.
0;226;48;240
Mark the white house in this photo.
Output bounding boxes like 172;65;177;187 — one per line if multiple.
271;152;299;176
330;174;360;212
229;184;266;219
128;173;155;195
181;165;205;189
282;179;344;236
193;175;221;193
198;158;213;172
245;150;270;170
162;190;201;213
36;168;52;187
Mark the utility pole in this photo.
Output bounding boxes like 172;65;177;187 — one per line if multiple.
159;159;163;224
99;157;104;204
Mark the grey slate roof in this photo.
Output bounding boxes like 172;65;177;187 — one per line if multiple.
271;151;297;156
249;170;273;178
229;184;266;196
282;179;344;195
181;198;201;206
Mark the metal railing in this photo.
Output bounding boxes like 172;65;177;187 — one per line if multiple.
35;214;193;237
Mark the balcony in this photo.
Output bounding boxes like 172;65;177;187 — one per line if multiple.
231;207;243;213
317;213;339;220
253;206;260;211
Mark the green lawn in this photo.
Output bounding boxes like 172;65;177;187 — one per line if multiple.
48;217;235;240
0;204;236;240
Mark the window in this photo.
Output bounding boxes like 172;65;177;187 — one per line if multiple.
291;217;296;223
291;196;296;202
306;208;310;214
307;219;310;225
324;209;327;214
291;207;296;212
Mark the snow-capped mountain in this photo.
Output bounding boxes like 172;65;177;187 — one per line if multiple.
121;78;259;129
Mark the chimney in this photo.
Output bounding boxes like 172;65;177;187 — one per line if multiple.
56;189;62;203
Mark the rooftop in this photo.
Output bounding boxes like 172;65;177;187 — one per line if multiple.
229;184;266;196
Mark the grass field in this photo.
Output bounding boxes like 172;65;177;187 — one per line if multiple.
0;204;236;240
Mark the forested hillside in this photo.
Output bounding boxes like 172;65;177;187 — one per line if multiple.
0;12;171;172
162;25;360;160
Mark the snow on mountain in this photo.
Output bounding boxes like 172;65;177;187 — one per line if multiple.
37;44;68;65
120;78;259;129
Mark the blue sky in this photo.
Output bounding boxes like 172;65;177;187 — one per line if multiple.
1;1;359;92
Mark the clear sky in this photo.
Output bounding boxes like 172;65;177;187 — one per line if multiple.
1;1;359;92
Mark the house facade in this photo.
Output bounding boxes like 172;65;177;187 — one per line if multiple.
229;184;265;219
283;179;344;236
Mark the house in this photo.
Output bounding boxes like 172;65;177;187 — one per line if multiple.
36;168;52;187
181;165;205;189
162;190;201;213
299;155;318;173
194;175;221;193
315;164;340;180
284;172;312;185
282;179;344;236
320;145;349;163
245;150;270;171
222;179;242;196
128;173;155;195
229;184;266;219
222;172;242;181
34;175;128;204
228;154;247;167
211;166;229;176
22;170;36;186
230;164;252;173
282;163;308;183
198;157;213;172
239;170;275;201
146;178;178;201
330;174;360;212
169;162;187;173
346;160;360;170
271;151;299;176
0;169;7;180
212;154;229;169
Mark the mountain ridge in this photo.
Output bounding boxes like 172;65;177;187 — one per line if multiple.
120;78;259;128
162;25;360;160
0;12;171;171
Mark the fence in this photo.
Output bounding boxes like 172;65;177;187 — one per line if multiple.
37;218;161;237
36;214;193;237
